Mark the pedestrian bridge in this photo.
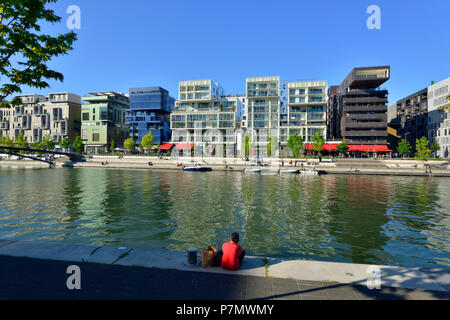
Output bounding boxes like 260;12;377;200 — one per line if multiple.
0;146;82;166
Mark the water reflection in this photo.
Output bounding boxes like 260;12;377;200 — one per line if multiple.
0;167;448;269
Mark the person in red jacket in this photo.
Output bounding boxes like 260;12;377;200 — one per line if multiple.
213;232;246;270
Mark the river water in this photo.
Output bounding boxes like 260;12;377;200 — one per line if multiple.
0;167;449;269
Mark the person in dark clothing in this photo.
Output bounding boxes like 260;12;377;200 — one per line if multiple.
213;232;245;270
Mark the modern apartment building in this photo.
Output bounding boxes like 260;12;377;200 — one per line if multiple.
328;67;390;147
395;88;428;150
170;80;244;156
245;76;280;157
126;87;175;146
81;92;130;154
428;77;450;158
280;81;328;146
0;92;81;144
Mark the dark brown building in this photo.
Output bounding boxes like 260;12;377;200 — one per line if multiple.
395;88;428;150
335;66;390;145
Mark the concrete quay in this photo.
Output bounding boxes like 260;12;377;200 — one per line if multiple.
66;156;450;177
1;155;449;177
0;239;448;300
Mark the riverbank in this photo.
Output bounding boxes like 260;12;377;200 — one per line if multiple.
1;156;449;177
0;239;449;300
52;156;450;177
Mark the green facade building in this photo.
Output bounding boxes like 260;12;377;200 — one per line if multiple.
81;92;130;154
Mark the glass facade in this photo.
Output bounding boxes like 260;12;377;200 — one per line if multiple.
126;87;175;145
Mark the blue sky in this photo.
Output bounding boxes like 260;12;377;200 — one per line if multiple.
19;0;450;104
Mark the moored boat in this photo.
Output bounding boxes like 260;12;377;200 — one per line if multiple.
183;166;212;172
279;169;299;174
244;168;261;173
299;170;319;176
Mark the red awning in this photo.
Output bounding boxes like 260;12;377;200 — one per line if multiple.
159;143;174;150
303;144;392;152
348;145;392;152
175;143;194;150
304;144;338;151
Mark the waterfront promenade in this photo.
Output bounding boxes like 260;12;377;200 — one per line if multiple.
1;155;449;177
0;239;449;300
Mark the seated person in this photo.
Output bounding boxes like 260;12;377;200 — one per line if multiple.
213;232;245;270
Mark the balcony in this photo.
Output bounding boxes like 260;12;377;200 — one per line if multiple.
33;105;44;116
52;108;63;121
21;115;31;130
345;121;387;129
347;113;386;120
60;120;68;135
343;105;387;112
343;96;387;104
15;106;25;116
343;129;387;137
0;121;9;130
33;128;42;142
40;114;50;129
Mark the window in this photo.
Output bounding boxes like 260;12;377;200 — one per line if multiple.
92;133;100;141
82;113;89;121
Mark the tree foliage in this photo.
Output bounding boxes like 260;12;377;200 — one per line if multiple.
0;0;77;106
415;136;431;161
397;139;411;157
430;140;440;156
109;139;115;153
141;131;154;150
287;133;303;158
31;135;54;151
336;140;349;156
124;137;135;150
72;135;83;153
59;137;70;150
244;135;250;158
312;132;325;155
0;134;14;152
15;133;28;148
267;136;274;157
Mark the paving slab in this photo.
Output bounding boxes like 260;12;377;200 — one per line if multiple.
0;240;97;262
114;247;267;277
420;268;450;291
271;278;302;300
379;266;446;291
244;277;273;300
267;259;447;292
406;289;450;300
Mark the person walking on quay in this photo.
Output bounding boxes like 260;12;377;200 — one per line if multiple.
213;232;246;270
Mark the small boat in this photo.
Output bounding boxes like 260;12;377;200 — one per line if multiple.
279;169;299;174
299;170;319;176
183;166;212;172
244;168;261;173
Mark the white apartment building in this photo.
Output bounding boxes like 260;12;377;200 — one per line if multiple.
0;92;82;144
280;81;328;146
170;80;244;157
428;77;450;158
245;76;280;157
